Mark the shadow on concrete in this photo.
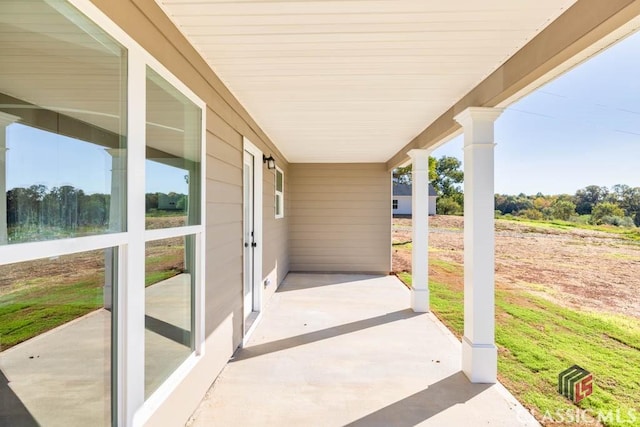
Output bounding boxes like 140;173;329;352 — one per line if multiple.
344;371;491;427
0;369;38;427
276;273;386;293
145;315;191;347
231;309;422;362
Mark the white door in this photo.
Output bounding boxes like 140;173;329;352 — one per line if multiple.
243;150;255;320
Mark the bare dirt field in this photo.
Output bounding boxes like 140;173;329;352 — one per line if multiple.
393;215;640;318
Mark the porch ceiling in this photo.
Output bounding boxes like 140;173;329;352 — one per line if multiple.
155;0;576;163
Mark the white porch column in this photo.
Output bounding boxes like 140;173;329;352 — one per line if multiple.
408;149;430;312
454;107;503;384
0;113;19;245
104;148;126;310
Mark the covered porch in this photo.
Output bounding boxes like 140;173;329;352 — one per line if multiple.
188;273;538;426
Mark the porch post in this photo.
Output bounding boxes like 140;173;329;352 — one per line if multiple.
454;107;503;383
408;149;430;312
0;113;19;245
104;148;126;310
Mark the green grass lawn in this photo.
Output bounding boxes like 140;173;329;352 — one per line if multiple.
0;278;103;350
398;264;640;427
0;246;184;351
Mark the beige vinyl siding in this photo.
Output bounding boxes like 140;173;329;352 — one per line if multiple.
262;164;289;302
204;120;244;344
289;163;391;274
89;1;290;425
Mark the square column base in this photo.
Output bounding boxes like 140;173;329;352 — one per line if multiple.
410;288;429;313
462;336;497;383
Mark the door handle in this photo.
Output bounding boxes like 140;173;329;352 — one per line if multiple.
251;242;257;248
244;242;249;248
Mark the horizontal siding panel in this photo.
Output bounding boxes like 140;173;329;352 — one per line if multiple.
290;163;386;171
291;169;391;179
289;183;391;196
289;237;389;247
205;268;241;299
208;203;242;225
289;223;389;234
207;180;242;205
291;174;384;187
289;208;389;218
288;199;389;210
289;215;388;226
208;157;242;185
289;163;390;273
209;133;242;167
289;263;389;273
289;230;389;241
206;109;242;148
205;272;242;330
205;234;241;257
291;254;389;265
289;191;390;202
208;247;243;274
290;246;389;257
207;222;242;247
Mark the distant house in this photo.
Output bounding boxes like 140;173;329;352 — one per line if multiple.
393;183;437;216
158;193;182;210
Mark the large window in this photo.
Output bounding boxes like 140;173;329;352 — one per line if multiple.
0;0;205;425
0;2;127;245
144;236;196;397
0;249;117;426
144;68;202;398
145;68;201;229
0;0;126;425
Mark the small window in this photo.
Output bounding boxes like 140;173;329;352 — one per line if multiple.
393;199;398;210
275;167;284;218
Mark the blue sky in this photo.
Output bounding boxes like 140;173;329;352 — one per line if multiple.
6;124;188;195
433;30;640;195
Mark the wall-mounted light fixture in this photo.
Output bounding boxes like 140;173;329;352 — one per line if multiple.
263;154;276;170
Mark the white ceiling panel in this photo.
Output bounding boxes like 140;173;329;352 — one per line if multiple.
156;0;577;162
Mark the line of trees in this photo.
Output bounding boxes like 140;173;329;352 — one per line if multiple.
5;184;188;241
495;184;640;227
7;185;110;231
393;159;640;227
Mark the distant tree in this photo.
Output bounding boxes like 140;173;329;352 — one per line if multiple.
176;195;187;211
610;185;640;221
436;196;462;215
428;156;437;182
520;208;543;220
392;157;437;185
533;196;552;210
574;185;608;215
146;193;159;211
58;185;81;229
432;156;463;198
551;200;576;221
590;202;624;225
392;165;412;185
494;194;532;215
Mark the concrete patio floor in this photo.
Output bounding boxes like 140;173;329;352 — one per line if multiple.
188;273;539;427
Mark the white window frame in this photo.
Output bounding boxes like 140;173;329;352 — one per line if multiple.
275;166;284;219
0;1;207;426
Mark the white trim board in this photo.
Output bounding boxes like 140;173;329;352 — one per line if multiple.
243;137;264;338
